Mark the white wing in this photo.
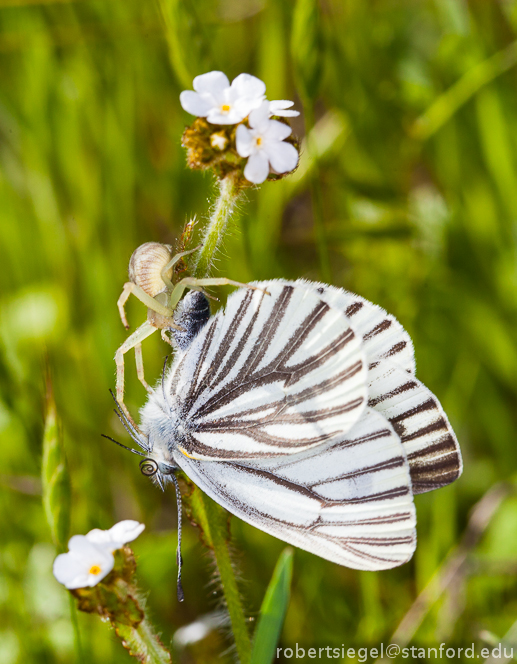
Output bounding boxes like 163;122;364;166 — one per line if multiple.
289;279;416;374
174;408;416;571
284;280;462;493
164;282;369;460
367;360;462;494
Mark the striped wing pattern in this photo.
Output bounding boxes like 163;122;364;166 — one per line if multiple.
167;283;369;460
367;360;462;493
174;409;416;571
284;279;462;493
140;279;462;570
288;279;416;374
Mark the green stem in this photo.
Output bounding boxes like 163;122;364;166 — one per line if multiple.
115;618;172;664
69;594;85;664
187;485;252;664
192;172;242;278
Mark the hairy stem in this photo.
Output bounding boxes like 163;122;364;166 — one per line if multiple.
192;172;242;278
187;485;252;664
115;617;172;664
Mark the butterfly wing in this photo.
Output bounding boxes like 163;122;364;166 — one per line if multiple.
287;280;462;493
367;360;462;493
166;282;369;460
290;279;416;375
173;408;416;571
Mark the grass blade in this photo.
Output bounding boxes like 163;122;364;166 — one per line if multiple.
250;548;293;664
42;375;71;552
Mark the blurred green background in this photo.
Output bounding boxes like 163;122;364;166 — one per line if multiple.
1;0;517;661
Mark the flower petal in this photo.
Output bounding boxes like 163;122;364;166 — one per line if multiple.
108;520;145;545
86;556;114;587
264;119;292;142
244;152;270;184
179;90;213;117
248;101;271;131
192;71;229;96
269;100;300;117
68;535;104;559
236;124;254;157
264;141;299;174
206;107;247;125
86;529;113;545
230;73;266;101
53;547;114;589
53;553;88;588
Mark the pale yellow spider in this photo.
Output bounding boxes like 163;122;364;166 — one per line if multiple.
115;241;259;425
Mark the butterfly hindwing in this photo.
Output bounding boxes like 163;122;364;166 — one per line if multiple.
173;408;416;571
283;280;462;493
367;360;462;493
166;282;369;460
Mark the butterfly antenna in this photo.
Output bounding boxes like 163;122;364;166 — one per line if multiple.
101;434;146;457
171;473;184;602
108;390;150;453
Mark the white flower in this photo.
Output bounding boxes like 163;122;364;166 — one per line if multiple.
269;100;300;118
180;71;265;125
53;535;114;589
236;102;299;184
53;521;145;590
86;520;145;551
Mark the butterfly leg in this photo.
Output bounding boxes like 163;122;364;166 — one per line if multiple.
115;321;157;422
168;277;268;310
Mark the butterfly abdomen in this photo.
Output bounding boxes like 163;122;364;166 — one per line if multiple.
173;291;211;350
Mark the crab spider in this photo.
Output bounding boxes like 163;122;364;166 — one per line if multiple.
115;242;262;426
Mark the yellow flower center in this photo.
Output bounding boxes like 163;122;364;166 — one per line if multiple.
221;104;231;112
256;137;263;146
89;565;102;575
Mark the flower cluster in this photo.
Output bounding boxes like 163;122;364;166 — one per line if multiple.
53;520;144;589
180;71;299;184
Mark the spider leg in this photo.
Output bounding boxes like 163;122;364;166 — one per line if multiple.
161;329;175;347
160;245;202;291
115;321;157;421
117;282;174;331
168;277;268;310
134;343;153;395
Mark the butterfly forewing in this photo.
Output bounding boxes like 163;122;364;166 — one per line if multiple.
288;279;416;375
166;283;369;460
173;408;416;571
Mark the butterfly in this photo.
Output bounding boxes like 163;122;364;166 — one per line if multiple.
109;279;462;579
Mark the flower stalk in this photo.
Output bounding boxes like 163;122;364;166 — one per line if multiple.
192;171;243;278
184;481;252;664
113;615;172;664
71;548;173;663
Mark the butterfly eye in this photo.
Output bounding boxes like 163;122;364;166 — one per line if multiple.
139;458;159;477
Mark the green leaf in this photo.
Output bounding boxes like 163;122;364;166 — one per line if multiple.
250;548;294;664
42;378;71;552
